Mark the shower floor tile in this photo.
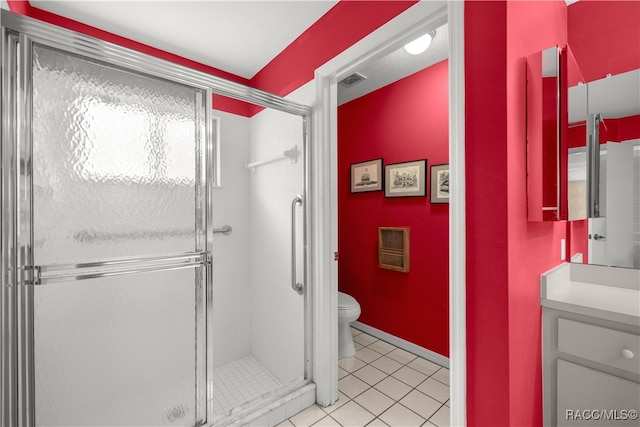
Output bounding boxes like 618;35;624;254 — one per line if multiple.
211;355;283;417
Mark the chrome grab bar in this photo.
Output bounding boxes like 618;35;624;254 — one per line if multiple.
291;194;304;295
212;225;232;235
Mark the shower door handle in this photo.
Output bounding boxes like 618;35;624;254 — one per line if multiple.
291;194;304;295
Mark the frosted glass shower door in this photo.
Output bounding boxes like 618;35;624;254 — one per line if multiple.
24;43;208;426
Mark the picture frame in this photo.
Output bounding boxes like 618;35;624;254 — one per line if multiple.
384;159;427;198
430;163;450;203
350;158;383;193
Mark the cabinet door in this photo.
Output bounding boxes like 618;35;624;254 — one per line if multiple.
557;360;640;426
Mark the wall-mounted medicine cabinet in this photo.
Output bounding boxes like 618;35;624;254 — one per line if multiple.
527;2;640;271
527;42;639;228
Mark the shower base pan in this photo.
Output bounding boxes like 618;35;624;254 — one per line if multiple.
209;356;314;426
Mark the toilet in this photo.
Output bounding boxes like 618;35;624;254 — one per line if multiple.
338;291;361;357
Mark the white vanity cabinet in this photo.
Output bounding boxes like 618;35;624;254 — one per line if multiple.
541;263;640;426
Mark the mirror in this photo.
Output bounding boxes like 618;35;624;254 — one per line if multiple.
526;45;561;222
565;1;640;269
567;69;640;269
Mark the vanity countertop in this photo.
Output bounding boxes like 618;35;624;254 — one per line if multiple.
541;262;640;326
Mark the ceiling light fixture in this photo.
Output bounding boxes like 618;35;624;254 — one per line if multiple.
404;31;435;55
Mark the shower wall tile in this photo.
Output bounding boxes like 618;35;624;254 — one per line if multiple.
211;110;252;368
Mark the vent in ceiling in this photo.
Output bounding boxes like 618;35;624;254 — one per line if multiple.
339;72;367;88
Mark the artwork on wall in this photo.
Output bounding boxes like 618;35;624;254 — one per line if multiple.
384;159;427;197
351;158;383;193
430;163;450;203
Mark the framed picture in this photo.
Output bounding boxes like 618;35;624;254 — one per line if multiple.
430;163;450;203
351;158;383;193
384;159;427;197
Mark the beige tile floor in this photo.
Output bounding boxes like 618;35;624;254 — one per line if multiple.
278;328;450;427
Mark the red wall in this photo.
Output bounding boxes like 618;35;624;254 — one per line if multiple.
250;1;418;97
465;1;567;426
338;60;449;357
568;1;640;83
568;115;640;149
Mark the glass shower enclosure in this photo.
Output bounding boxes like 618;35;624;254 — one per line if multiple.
1;10;311;427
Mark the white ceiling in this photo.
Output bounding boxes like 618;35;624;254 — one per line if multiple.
31;0;338;79
29;0;448;103
338;23;449;105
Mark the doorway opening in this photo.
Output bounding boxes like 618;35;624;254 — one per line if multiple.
312;2;465;425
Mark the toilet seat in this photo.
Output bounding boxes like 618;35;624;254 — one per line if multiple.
338;291;358;310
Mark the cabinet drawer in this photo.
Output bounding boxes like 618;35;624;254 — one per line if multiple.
558;318;639;374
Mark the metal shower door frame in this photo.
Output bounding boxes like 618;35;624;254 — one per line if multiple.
1;10;313;427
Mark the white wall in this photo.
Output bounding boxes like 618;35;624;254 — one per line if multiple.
249;105;305;383
210;109;252;368
210;100;309;385
286;81;316;106
210;86;314;380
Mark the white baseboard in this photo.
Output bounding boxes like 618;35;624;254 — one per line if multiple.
351;321;450;369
